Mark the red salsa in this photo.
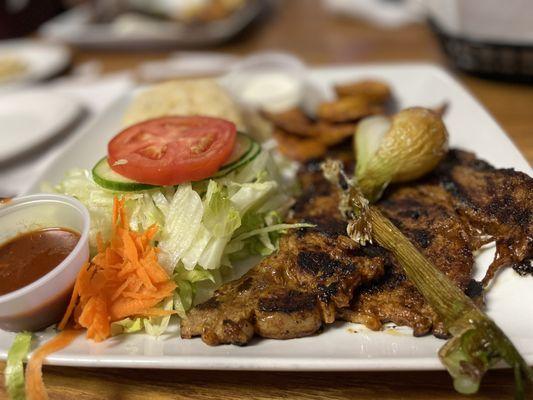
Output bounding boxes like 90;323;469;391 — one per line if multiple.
0;227;80;296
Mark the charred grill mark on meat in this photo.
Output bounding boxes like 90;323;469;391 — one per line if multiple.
297;251;352;278
513;261;533;277
258;290;317;313
296;216;347;239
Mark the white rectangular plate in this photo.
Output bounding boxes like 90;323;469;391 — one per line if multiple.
2;63;532;371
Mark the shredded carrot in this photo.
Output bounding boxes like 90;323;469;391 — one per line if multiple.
59;196;175;341
57;265;84;330
25;330;80;400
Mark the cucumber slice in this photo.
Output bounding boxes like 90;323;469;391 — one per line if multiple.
222;133;254;169
92;157;157;192
211;141;261;179
92;133;261;191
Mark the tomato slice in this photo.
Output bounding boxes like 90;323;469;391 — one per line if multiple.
108;116;237;186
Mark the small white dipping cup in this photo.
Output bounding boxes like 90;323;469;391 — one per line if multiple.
0;194;90;331
221;52;307;113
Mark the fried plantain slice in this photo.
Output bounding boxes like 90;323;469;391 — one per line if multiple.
334;80;392;104
272;129;327;162
317;96;384;123
310;122;357;146
262;108;318;137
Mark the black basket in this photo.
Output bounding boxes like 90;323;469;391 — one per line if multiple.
429;18;533;83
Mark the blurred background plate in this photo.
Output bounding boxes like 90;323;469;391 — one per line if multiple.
0;90;82;162
39;1;269;50
0;39;70;94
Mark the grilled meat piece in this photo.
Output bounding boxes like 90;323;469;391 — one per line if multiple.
181;173;385;345
433;150;533;285
181;157;477;343
341;149;533;334
182;149;532;345
381;184;475;292
339;183;477;338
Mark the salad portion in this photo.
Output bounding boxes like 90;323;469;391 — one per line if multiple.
49;114;300;339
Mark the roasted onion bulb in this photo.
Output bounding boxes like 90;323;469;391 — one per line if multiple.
355;107;448;202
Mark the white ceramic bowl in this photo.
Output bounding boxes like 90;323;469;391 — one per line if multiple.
0;194;90;331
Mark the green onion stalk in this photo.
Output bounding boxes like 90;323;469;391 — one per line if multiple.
4;331;32;400
322;107;532;398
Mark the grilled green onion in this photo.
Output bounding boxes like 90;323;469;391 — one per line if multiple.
369;205;532;397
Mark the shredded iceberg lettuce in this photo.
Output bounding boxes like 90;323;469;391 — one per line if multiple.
51;169;121;249
157;183;204;273
144;296;174;337
49;148;303;336
110;296;174;337
173;267;217;318
110;317;144;336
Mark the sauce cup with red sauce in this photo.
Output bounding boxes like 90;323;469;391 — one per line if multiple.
0;194;90;332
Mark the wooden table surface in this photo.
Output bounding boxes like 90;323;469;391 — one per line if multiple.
1;1;532;399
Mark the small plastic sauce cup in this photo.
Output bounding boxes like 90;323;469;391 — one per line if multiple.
0;194;90;331
221;52;307;113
